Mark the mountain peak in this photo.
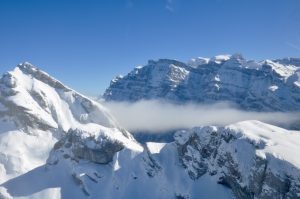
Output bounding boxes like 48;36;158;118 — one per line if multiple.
274;57;300;67
17;61;36;70
230;53;244;60
13;62;71;91
0;62;122;132
188;57;209;68
16;61;41;76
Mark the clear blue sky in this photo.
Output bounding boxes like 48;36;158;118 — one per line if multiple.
0;0;300;96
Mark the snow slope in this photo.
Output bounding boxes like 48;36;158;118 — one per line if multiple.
2;120;300;199
0;62;137;184
103;54;300;111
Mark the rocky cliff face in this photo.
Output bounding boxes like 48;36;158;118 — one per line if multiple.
48;128;142;165
104;54;300;111
175;121;300;199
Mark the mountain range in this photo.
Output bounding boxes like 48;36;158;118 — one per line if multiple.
104;54;300;112
0;59;299;199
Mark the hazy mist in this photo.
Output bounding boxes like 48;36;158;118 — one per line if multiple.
104;100;300;133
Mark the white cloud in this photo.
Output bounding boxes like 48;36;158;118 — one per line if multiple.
103;100;299;133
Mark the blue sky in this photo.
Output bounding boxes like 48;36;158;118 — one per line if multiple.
0;0;300;96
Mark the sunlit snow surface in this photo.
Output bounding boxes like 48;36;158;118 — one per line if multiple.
1;142;234;199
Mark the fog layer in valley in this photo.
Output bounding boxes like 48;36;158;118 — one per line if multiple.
104;100;300;132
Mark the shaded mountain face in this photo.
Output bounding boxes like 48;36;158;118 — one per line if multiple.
103;54;300;111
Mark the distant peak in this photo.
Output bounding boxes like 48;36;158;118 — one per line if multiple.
188;57;209;68
230;53;244;60
273;57;300;67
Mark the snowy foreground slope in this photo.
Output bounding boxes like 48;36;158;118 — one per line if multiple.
103;54;300;111
1;119;300;199
1;63;300;199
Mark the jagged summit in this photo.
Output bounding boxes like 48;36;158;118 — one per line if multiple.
103;55;300;111
17;61;36;69
15;62;71;91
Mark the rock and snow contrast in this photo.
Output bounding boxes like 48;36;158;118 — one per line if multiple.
103;54;300;112
175;121;300;199
0;61;300;199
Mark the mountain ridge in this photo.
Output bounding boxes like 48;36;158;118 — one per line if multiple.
103;54;300;112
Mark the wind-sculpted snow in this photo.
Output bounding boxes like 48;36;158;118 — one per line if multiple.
104;54;300;111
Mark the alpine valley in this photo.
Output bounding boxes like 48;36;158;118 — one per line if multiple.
0;55;300;199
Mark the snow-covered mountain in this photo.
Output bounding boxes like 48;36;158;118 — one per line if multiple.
1;62;300;199
0;62;136;184
103;54;300;111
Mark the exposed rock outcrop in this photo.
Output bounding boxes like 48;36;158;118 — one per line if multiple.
175;121;300;199
48;129;125;165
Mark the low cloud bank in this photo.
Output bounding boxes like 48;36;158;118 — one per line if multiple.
103;100;299;133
